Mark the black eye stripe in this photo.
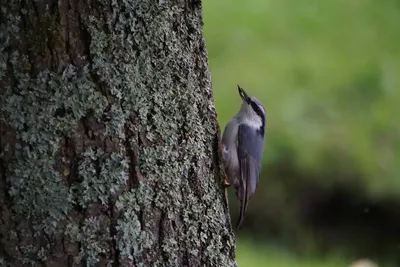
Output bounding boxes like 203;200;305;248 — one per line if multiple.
251;102;264;118
250;102;266;136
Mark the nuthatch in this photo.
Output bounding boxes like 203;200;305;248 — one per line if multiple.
222;85;266;229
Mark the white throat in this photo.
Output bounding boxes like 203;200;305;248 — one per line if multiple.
236;102;263;129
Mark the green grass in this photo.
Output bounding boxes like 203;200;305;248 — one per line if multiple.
203;0;400;197
236;239;347;267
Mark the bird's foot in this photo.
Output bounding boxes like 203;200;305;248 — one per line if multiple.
223;180;231;188
222;175;231;201
223;175;231;188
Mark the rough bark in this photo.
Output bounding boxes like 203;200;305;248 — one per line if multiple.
0;0;236;266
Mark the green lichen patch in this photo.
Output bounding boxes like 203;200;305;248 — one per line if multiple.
70;148;128;208
0;257;9;267
3;63;108;226
66;217;111;266
1;50;109;262
115;184;156;258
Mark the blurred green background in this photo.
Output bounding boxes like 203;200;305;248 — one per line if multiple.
203;0;400;266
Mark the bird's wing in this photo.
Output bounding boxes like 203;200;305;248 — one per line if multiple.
221;119;238;147
236;123;265;228
221;119;239;166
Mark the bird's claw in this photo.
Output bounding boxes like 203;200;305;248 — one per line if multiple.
223;173;231;187
223;180;231;188
222;175;231;201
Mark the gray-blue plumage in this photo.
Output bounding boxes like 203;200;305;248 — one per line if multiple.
221;85;267;229
238;124;264;197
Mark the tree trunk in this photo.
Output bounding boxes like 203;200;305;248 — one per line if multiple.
0;1;236;266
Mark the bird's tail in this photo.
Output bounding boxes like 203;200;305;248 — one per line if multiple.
236;194;249;229
236;178;249;229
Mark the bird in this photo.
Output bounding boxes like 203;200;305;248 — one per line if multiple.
221;85;267;229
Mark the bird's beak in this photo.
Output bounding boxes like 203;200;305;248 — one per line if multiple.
238;85;250;103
